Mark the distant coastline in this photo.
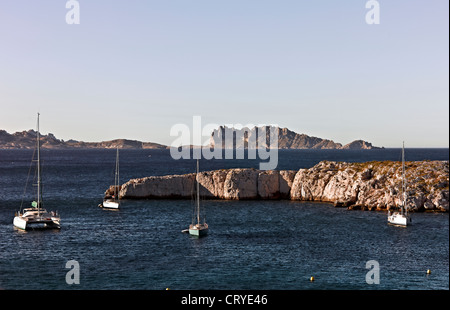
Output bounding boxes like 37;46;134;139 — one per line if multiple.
0;126;382;150
0;129;167;150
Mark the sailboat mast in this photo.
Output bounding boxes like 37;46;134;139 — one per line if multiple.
401;141;406;215
115;147;119;202
37;113;41;216
196;159;200;225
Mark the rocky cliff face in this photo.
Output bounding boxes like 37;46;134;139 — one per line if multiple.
290;160;449;212
116;160;449;212
118;169;297;200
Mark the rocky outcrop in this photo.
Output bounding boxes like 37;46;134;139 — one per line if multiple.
118;174;195;199
116;160;449;212
341;140;375;150
289;160;449;212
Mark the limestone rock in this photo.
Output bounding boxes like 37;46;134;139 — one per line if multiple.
279;170;296;198
258;170;280;199
116;160;448;213
120;174;195;199
290;160;449;213
197;170;227;198
223;169;259;199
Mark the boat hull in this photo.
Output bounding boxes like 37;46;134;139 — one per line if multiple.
101;200;120;209
189;224;209;237
189;228;208;237
13;216;27;230
13;215;61;230
388;212;410;226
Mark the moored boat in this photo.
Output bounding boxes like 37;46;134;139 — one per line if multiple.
187;160;208;237
388;142;411;227
100;147;121;209
13;113;61;230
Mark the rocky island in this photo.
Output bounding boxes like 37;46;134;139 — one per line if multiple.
210;126;380;149
109;160;449;212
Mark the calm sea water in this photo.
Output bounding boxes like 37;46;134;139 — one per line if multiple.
0;149;448;290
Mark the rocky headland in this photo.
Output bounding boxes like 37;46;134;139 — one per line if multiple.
110;160;449;212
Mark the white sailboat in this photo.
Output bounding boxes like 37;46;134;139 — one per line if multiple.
99;147;120;209
388;142;412;226
13;113;61;230
188;160;208;237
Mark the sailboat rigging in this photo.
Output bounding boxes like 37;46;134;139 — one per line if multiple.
100;147;120;209
387;142;412;226
13;113;61;230
186;159;208;237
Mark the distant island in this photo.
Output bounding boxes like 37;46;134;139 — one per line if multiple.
210;126;381;149
0;126;381;150
0;129;166;149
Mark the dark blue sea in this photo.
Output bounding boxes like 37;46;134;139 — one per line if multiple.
0;148;448;290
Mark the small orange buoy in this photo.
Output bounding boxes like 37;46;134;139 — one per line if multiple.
426;269;431;275
166;287;170;290
310;276;315;282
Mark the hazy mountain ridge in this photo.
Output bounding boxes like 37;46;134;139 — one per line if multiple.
0;129;166;149
0;126;380;149
210;126;380;149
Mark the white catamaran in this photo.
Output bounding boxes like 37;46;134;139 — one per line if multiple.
13;113;61;230
388;142;412;226
100;147;120;209
188;160;208;237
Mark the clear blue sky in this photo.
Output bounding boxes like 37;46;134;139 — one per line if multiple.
0;0;448;147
